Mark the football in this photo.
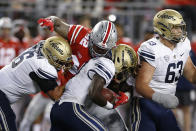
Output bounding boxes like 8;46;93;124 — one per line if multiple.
101;88;117;103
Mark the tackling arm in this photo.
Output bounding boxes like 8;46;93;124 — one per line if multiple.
29;72;64;100
89;74;108;107
38;16;70;39
46;85;64;101
135;61;155;99
136;61;179;109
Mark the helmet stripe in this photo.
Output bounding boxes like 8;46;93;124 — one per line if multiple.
102;21;112;47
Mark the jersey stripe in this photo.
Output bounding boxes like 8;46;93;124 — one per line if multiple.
73;26;84;44
0;107;9;131
140;56;155;62
37;69;57;79
95;63;112;79
141;49;155;55
70;25;81;45
73;103;106;131
138;50;155;61
102;21;112;47
95;67;109;81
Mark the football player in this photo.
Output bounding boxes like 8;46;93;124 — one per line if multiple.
84;44;138;131
19;16;117;131
0;36;72;131
131;9;196;131
50;44;137;131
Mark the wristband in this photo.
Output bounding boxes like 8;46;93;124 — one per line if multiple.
103;101;113;110
124;92;130;100
48;16;56;23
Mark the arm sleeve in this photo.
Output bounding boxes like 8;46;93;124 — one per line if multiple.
88;58;115;85
137;42;156;67
29;72;58;93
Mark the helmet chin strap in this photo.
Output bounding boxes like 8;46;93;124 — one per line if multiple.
161;35;180;45
90;48;107;58
170;40;179;45
89;42;108;58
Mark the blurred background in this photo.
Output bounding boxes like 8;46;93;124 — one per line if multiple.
0;0;196;131
0;0;195;45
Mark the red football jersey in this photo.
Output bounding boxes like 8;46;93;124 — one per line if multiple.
65;25;92;82
0;38;19;69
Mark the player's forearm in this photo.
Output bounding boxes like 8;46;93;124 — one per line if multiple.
89;75;108;107
46;86;64;101
135;84;155;99
183;67;196;84
191;69;196;84
90;91;107;107
89;84;107;107
49;16;70;39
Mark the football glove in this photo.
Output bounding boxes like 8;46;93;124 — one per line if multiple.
38;18;54;32
114;91;130;108
152;91;179;109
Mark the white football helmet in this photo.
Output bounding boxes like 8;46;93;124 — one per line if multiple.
0;17;12;37
0;17;12;29
89;20;117;57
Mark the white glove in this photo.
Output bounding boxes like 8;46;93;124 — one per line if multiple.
152;92;179;109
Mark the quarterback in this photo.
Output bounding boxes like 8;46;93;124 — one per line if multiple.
132;9;196;131
0;36;72;131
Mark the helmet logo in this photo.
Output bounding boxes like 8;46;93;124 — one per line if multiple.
157;22;169;30
52;55;58;61
157;13;176;21
50;41;63;55
164;55;170;62
126;47;135;66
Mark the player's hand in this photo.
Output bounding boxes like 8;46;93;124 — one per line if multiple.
152;92;179;109
38;18;54;32
113;91;129;108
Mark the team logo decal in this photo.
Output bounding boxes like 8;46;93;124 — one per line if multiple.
164;55;170;62
147;41;156;46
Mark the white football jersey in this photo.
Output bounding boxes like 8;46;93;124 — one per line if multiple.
60;57;115;105
0;41;57;104
138;37;191;95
